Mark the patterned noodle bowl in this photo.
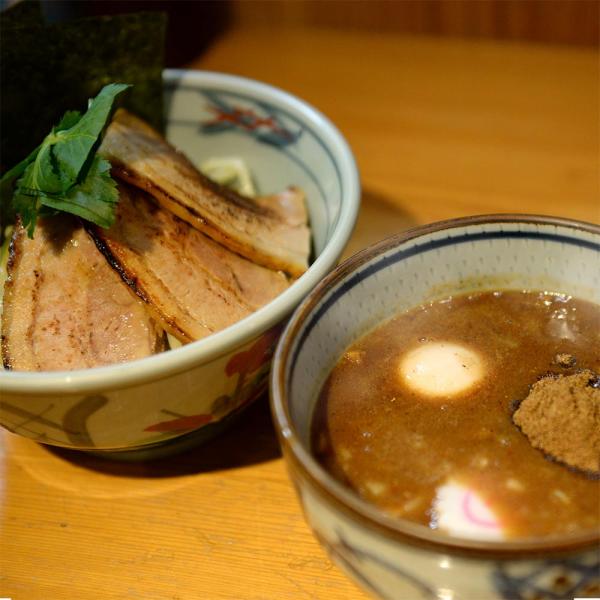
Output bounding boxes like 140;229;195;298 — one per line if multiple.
270;215;600;600
0;70;360;459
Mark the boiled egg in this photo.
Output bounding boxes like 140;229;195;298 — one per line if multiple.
399;342;484;398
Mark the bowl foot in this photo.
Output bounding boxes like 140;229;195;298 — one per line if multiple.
84;405;249;462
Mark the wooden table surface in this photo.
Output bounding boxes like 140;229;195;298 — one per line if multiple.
1;27;598;600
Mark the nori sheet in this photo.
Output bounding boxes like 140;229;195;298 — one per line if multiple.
1;8;166;171
0;0;43;30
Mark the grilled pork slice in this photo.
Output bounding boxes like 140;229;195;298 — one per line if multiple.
254;186;308;230
99;109;310;278
1;218;165;371
89;184;291;344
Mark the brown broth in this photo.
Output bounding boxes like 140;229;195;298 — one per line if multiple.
311;290;600;539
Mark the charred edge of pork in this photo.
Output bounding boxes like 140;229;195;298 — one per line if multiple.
1;223;24;369
84;223;191;344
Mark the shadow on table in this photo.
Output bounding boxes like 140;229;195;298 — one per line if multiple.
341;188;417;260
46;394;281;478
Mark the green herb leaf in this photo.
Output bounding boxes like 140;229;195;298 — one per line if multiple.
0;144;40;234
55;110;83;132
38;156;118;228
51;84;130;190
11;191;41;238
17;84;129;197
0;110;83;236
6;84;129;236
0;110;81;202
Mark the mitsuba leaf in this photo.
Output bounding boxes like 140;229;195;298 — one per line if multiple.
55;110;83;132
38;156;118;228
51;83;130;190
11;192;40;238
5;85;128;237
0;145;41;233
0;110;81;200
0;110;83;235
16;140;60;196
16;84;128;197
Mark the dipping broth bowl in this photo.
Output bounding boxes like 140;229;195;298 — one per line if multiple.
270;215;599;600
0;70;360;459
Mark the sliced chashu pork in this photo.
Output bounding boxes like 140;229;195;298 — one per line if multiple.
89;184;291;344
1;218;165;371
99;109;310;278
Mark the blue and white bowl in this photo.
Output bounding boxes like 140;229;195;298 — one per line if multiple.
271;215;599;600
0;70;360;458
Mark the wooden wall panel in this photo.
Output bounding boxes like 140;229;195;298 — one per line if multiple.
229;0;599;47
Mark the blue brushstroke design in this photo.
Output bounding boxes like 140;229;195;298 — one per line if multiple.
199;90;302;147
320;528;436;599
291;229;600;370
493;556;600;599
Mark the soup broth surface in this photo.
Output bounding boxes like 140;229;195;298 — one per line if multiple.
312;290;600;539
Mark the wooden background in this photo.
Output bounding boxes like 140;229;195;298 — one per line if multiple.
2;20;599;600
229;0;600;47
1;2;599;599
58;0;600;67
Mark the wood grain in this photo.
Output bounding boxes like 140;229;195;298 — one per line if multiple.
229;0;600;47
1;27;598;600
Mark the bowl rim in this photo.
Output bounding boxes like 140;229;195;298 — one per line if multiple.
270;213;600;557
0;69;360;394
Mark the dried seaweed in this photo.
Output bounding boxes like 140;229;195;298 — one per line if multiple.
0;0;43;30
1;8;166;172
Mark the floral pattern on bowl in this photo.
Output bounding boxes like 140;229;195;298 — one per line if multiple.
0;70;360;456
271;215;600;599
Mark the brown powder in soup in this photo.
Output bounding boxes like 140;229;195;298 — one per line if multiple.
312;290;600;539
513;370;600;474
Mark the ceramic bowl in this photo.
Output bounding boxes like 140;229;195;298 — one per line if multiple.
271;215;599;600
0;69;360;458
